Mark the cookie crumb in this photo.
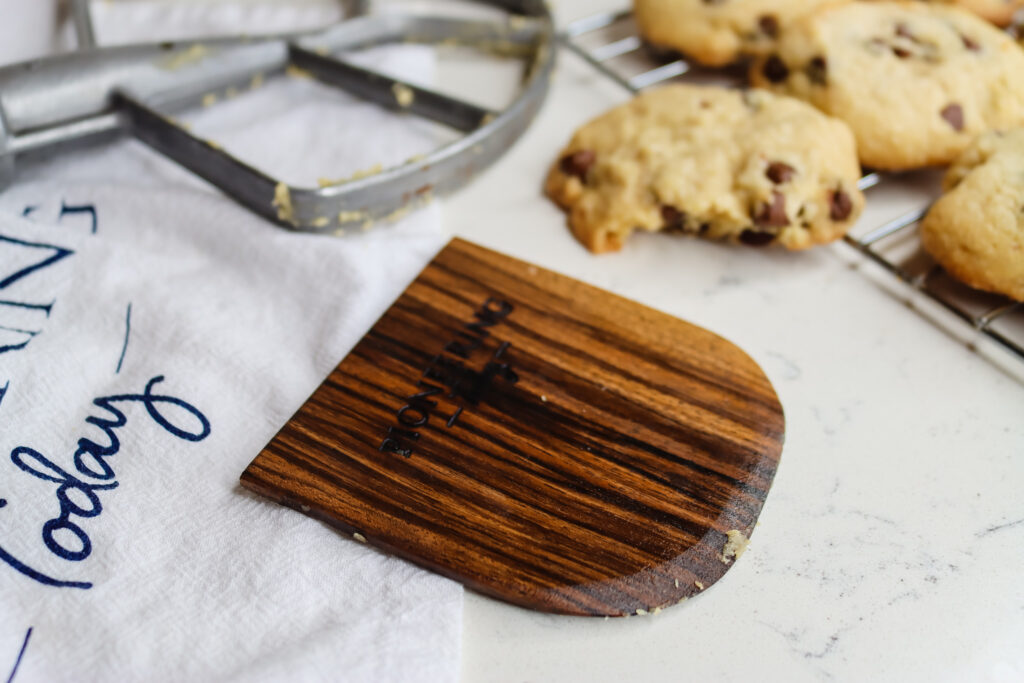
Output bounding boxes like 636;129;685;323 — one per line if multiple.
392;82;415;108
272;182;296;226
318;163;384;187
285;64;313;80
161;44;208;70
338;210;368;223
353;532;367;543
720;529;750;564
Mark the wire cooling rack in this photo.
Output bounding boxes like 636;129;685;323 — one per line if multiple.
559;9;1024;367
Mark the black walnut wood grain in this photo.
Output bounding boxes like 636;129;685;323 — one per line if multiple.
241;238;784;617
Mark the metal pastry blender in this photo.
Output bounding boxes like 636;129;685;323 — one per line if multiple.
0;0;555;232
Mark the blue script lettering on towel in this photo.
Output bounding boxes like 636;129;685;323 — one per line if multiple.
0;201;98;410
0;376;211;590
5;627;32;683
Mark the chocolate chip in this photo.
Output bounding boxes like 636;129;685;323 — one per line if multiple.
895;23;916;40
892;46;911;59
661;205;686;231
758;14;779;38
560;150;596;180
766;162;796;184
643;40;684;64
762;55;790;83
941;104;964;131
753;191;789;228
740;230;775;246
961;34;980;52
806;56;828;86
829;189;853;221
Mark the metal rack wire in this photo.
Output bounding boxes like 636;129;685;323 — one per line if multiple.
559;9;1024;365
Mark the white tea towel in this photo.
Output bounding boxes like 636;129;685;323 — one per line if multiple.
0;4;461;682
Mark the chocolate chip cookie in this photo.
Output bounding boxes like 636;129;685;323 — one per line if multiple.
906;0;1024;26
545;85;864;253
634;0;833;67
920;128;1024;301
750;2;1024;171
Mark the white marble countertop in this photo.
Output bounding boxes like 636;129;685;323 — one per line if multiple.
447;1;1024;681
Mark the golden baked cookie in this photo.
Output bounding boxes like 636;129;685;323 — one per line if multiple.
750;2;1024;171
633;0;835;67
545;85;864;253
880;0;1024;26
954;0;1024;25
920;128;1024;301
